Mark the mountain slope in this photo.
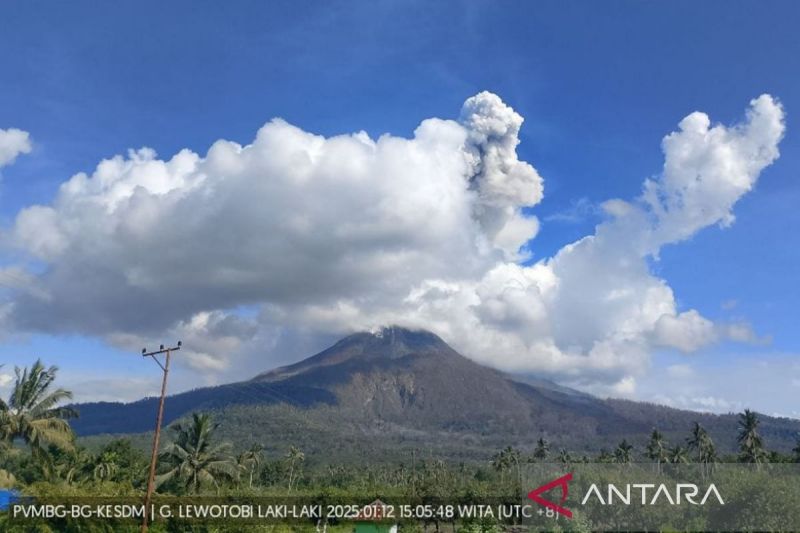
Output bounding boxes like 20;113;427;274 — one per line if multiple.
71;327;800;456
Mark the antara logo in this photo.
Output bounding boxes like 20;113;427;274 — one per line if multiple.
527;473;725;518
528;473;574;518
581;483;724;506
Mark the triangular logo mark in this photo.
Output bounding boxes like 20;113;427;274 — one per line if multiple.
527;472;573;519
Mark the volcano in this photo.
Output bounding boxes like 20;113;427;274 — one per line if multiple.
72;327;800;457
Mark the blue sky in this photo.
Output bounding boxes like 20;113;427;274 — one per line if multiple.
0;1;798;415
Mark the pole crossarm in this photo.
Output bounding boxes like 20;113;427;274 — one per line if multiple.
143;345;180;372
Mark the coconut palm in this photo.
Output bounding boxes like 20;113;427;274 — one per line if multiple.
0;468;15;488
645;429;667;474
686;422;716;478
93;450;120;482
737;409;766;467
557;448;572;466
614;439;634;464
56;448;93;484
686;422;706;453
156;413;237;494
533;437;550;461
668;445;689;464
491;448;511;482
698;435;717;478
285;445;305;491
596;449;614;463
237;443;263;488
497;446;522;485
0;360;76;464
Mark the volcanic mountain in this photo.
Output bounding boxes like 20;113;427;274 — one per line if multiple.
72;327;800;458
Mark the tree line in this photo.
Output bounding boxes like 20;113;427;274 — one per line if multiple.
2;359;800;498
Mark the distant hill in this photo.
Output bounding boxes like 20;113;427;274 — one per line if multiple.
72;327;800;460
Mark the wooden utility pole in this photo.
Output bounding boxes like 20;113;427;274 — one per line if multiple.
141;342;181;533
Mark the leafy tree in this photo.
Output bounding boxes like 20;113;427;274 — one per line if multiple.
156;413;237;494
737;409;766;467
645;429;667;474
259;459;287;486
285;445;305;491
532;437;550;461
614;439;634;464
0;360;76;468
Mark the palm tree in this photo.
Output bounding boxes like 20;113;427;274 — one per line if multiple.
285;445;305;491
156;413;237;494
557;448;572;466
686;422;705;453
237;443;263;488
686;423;716;478
491;446;522;486
93;450;119;482
55;448;92;484
533;437;550;461
614;439;634;464
491;448;510;482
502;446;522;485
668;445;689;464
0;360;76;465
0;468;15;488
737;409;766;467
596;449;614;463
645;429;667;474
698;435;717;478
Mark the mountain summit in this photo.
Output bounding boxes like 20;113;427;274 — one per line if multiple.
256;326;551;429
253;327;454;382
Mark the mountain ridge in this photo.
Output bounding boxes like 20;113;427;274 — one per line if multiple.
71;327;800;456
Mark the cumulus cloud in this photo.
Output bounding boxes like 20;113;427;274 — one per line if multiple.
0;128;31;168
653;310;716;353
0;93;785;393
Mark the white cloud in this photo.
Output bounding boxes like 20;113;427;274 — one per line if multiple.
0;127;31;168
654;310;716;352
642;354;800;417
666;364;694;379
610;376;637;397
0;94;785;392
0;373;12;387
